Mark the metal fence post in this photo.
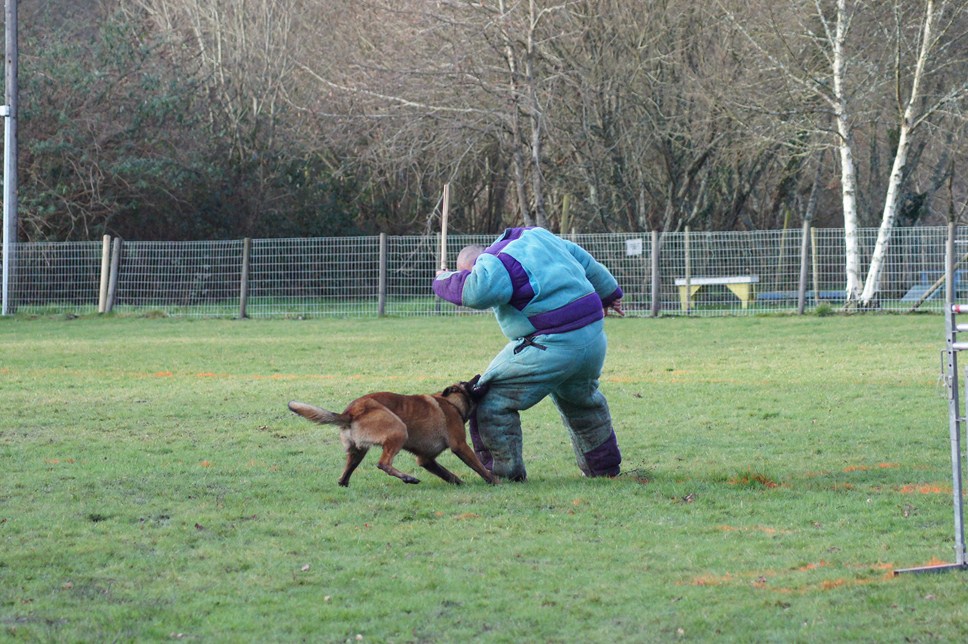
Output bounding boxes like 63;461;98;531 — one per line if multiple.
650;230;661;317
1;0;18;317
378;233;387;317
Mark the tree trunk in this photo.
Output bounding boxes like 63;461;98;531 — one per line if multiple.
859;0;936;307
525;0;548;228
833;0;864;305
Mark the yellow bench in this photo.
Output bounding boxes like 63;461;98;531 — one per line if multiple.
674;275;759;310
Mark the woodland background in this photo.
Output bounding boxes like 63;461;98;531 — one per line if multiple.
6;0;968;242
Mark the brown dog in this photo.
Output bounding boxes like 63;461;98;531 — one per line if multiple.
288;376;497;487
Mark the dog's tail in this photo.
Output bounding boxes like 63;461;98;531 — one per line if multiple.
288;401;351;428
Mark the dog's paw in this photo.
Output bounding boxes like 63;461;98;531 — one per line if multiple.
403;475;421;484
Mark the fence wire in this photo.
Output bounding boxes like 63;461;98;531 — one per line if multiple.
1;227;953;318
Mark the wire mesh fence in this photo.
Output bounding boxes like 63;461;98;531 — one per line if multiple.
1;226;954;318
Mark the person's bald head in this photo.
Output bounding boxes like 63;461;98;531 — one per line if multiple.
457;245;485;271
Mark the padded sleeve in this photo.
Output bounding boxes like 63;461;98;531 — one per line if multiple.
564;239;623;304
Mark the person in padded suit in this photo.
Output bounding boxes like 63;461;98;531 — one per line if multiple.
433;227;624;481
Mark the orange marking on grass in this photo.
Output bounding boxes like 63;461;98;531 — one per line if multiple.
154;371;173;377
717;524;790;536
196;372;217;378
843;463;900;473
921;557;952;567
796;561;828;572
44;458;76;465
899;484;950;495
684;560;893;593
690;573;736;587
727;472;780;488
199;460;212;468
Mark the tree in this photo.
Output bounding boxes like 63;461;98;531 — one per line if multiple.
859;0;968;307
720;0;968;306
11;0;967;241
16;3;209;240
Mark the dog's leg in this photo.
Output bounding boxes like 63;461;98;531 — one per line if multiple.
376;443;420;484
450;442;498;485
339;446;368;487
354;408;421;484
375;433;421;484
416;456;464;485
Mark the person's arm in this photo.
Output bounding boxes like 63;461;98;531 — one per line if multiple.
433;254;513;309
563;240;624;310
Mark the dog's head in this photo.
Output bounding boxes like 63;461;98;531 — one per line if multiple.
440;374;485;421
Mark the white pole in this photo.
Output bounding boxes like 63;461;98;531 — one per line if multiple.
439;183;450;272
2;0;18;316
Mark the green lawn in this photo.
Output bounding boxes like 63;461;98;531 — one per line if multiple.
1;313;966;641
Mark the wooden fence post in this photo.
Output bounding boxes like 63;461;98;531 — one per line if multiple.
105;237;122;312
797;220;810;315
239;237;251;319
811;227;819;306
98;235;110;313
684;226;691;315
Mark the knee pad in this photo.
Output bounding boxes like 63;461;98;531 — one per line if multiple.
580;430;621;477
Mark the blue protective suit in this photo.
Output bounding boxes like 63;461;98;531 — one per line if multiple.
433;227;623;480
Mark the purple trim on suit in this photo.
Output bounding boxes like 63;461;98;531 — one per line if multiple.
496;253;535;310
485;227;532;256
468;413;493;470
583;430;622;477
601;286;624;307
432;270;471;306
527;292;604;335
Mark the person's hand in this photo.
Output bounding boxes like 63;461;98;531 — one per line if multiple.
605;299;625;317
436;268;447;277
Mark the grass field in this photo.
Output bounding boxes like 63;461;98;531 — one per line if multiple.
2;312;967;641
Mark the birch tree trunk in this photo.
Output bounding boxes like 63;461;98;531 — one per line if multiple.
525;0;548;228
498;0;551;228
499;0;534;226
859;0;936;307
832;0;864;305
